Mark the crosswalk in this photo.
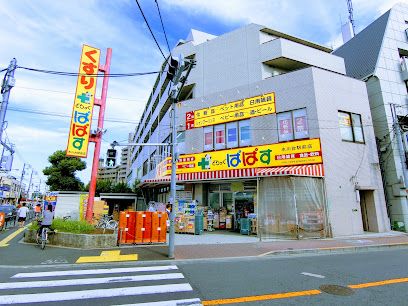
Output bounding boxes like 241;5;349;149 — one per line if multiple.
0;265;202;305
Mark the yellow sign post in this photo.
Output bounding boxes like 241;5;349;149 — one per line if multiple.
66;45;101;157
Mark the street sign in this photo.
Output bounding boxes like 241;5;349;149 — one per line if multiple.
106;149;117;168
0;154;13;171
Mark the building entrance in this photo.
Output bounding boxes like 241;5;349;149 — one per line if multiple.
359;190;378;232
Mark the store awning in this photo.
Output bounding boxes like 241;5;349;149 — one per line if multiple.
178;168;257;181
140;164;324;187
256;164;324;177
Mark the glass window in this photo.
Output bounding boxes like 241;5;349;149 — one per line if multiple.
239;120;251;146
177;131;185;154
338;111;364;143
351;113;364;143
204;126;214;151
293;108;309;139
227;122;238;148
277;112;294;142
214;124;226;150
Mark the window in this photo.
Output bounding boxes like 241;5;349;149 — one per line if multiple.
204;126;214;151
277;108;309;142
227;122;238;148
338;111;364;143
277;112;294;142
239;120;251;146
177;131;186;154
214;124;226;150
142;160;149;176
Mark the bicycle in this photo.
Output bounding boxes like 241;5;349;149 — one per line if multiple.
96;215;118;230
37;227;52;250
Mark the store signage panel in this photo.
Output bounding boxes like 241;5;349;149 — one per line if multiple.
186;92;275;130
160;138;322;176
66;45;101;157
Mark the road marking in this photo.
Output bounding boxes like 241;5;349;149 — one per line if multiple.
0;223;31;247
0;283;193;304
301;272;325;279
12;265;178;278
0;273;185;289
349;277;408;289
76;250;138;263
113;298;202;306
202;290;321;305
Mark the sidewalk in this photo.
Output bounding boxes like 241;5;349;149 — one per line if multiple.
173;231;408;260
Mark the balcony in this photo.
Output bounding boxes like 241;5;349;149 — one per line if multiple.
260;38;346;75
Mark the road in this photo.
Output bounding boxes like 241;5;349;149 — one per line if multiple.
0;248;407;305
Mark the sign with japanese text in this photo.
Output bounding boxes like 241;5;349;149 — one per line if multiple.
186;92;275;130
159;138;322;176
66;45;101;157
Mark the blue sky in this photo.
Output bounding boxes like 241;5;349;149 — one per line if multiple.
0;0;402;191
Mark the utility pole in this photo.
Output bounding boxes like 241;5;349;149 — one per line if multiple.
168;54;194;259
0;59;16;166
391;103;408;187
16;163;26;205
26;168;34;200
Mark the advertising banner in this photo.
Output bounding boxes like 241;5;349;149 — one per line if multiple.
159;138;322;176
44;191;58;211
186;92;275;129
66;45;101;157
79;194;89;221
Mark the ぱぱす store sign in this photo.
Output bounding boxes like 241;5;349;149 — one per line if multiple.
66;45;101;157
160;138;323;175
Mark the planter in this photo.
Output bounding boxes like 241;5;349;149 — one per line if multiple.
24;229;117;249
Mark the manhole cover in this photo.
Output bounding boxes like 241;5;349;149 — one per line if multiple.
319;284;354;296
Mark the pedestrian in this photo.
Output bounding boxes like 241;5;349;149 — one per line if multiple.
166;203;172;217
17;203;29;228
34;203;42;219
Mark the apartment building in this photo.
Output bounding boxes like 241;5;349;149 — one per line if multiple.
128;24;390;237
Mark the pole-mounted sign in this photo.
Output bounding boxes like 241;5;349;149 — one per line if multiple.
66;45;101;157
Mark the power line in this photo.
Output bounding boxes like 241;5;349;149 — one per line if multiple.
135;0;167;61
17;66;160;77
7;106;139;124
14;85;145;102
155;0;171;55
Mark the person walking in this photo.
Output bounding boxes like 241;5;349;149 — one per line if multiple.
17;203;29;228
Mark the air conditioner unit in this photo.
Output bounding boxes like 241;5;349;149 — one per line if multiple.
401;56;408;81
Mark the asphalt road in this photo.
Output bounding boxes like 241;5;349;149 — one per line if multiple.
0;248;407;305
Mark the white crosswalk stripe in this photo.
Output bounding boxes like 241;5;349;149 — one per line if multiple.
1;265;202;305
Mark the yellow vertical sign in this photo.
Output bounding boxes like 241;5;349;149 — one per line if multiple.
66;45;101;157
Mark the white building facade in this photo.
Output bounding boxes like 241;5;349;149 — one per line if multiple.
128;24;390;237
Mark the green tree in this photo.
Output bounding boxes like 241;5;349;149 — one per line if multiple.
132;179;143;196
43;150;86;191
84;179;113;196
112;182;132;193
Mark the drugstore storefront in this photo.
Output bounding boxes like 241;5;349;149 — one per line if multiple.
142;139;330;239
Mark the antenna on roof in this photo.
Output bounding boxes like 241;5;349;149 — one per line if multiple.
341;0;356;43
347;0;356;35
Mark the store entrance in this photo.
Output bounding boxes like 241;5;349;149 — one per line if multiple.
208;191;255;232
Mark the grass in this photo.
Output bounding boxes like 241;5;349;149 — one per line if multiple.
29;218;95;234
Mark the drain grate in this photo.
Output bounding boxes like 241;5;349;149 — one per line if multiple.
319;284;354;296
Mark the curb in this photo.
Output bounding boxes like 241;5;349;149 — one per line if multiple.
259;242;408;256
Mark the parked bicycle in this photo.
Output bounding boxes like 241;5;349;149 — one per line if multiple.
96;215;118;230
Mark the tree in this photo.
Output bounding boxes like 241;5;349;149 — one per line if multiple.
112;182;132;193
132;179;143;196
43;150;86;191
84;179;113;196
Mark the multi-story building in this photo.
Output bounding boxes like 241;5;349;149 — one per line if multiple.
128;24;390;238
0;175;22;204
334;2;408;231
117;147;129;184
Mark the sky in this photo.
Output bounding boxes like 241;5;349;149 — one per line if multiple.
0;0;403;192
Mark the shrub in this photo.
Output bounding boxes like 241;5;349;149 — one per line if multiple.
51;218;95;234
